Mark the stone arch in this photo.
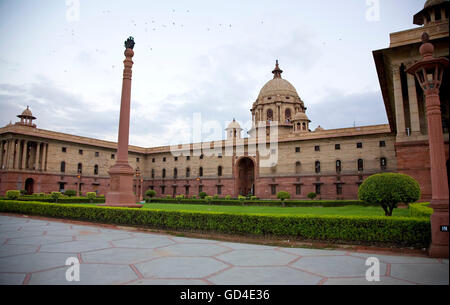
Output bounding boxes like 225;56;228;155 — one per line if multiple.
235;157;255;196
25;178;34;195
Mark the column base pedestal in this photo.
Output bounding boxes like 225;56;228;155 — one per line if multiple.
105;162;142;208
428;199;449;258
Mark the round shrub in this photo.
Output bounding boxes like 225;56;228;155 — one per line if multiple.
6;190;20;200
238;195;246;201
166;195;172;199
198;192;207;199
205;196;213;203
213;194;220;199
86;192;96;203
358;173;421;216
64;190;77;197
277;191;290;201
145;190;156;199
250;196;258;200
225;195;232;200
307;192;317;200
51;192;62;203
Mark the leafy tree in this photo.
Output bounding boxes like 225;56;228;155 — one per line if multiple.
198;192;207;199
358;173;421;216
86;192;96;203
64;190;77;197
51;192;62;203
307;192;317;200
277;191;291;207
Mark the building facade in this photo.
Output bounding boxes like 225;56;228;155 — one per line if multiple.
0;0;448;200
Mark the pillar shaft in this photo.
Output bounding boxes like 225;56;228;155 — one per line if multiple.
406;74;421;134
22;141;28;170
393;65;406;136
34;142;40;171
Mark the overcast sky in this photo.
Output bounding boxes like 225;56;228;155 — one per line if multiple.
0;0;425;147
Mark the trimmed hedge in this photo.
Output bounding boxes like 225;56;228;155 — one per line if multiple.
0;196;105;204
145;198;378;207
409;202;433;218
0;200;431;248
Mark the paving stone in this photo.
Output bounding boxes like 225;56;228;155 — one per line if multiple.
135;257;228;278
0;273;26;285
156;243;229;257
112;237;174;249
0;252;77;273
28;264;138;285
280;247;347;257
129;279;208;285
323;276;414;285
39;240;111;253
390;263;449;285
7;235;73;246
0;244;38;258
82;247;159;264
218;242;277;250
75;232;133;242
208;266;322;285
216;249;297;266
350;253;441;264
170;236;220;244
292;255;387;278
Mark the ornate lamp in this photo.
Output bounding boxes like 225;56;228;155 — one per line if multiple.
406;32;449;258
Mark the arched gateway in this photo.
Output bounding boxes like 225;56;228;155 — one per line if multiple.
236;157;255;196
25;178;34;195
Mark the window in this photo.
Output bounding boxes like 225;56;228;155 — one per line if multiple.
218;166;222;177
161;186;165;195
151;169;155;179
336;160;342;173
163;157;166;162
162;168;166;178
199;185;203;193
94;165;99;175
357;159;364;171
218;153;223;158
199;167;203;177
267;109;273;121
335;144;340;150
271;185;277;195
186;167;190;178
295;161;301;174
62;147;67;153
136;157;140;162
60;161;66;173
295;147;300;153
285;109;291;122
95;152;99;157
186;156;190;161
152;158;155;163
336;184;343;195
315;161;321;173
315;145;320;152
59;183;65;192
185;186;189;195
174;157;178;161
379;141;386;147
356;142;363;148
315;184;321;195
217;185;222;195
111;154;115;159
380;158;387;170
77;163;82;174
200;154;204;160
79;149;83;155
296;184;301;195
173;168;178;179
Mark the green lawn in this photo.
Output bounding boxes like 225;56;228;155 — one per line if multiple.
142;203;411;217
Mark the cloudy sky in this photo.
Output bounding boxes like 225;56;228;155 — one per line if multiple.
0;0;425;147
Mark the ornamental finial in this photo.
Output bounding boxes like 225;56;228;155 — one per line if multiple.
124;36;135;50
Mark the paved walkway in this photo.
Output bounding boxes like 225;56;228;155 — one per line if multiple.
0;215;448;285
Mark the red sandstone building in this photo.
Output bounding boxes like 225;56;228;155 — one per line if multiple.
0;1;448;200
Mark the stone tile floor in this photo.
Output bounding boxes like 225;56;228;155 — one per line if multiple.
0;215;448;285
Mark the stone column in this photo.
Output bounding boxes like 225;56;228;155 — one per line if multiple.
407;74;421;135
42;143;47;171
0;141;4;169
104;37;142;208
6;139;15;169
14;140;21;169
22;141;28;170
34;142;40;171
392;65;406;137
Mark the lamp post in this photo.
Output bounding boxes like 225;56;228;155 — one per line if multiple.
103;37;143;208
135;168;143;202
76;172;81;197
406;32;449;258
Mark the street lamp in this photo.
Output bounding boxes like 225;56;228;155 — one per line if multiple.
406;32;449;258
135;168;142;202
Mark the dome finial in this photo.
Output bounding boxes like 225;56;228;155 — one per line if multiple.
272;60;283;79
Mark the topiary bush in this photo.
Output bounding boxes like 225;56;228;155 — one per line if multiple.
51;192;62;203
198;192;207;199
64;190;77;197
225;195;232;200
6;190;20;200
409;202;433;218
86;192;96;203
358;173;421;216
250;196;258;200
213;194;220;199
277;191;291;207
307;192;317;200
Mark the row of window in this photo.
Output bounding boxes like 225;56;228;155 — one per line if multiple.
151;166;223;179
61;147;139;162
295;158;387;173
151;154;223;163
151;184;219;196
270;184;343;196
60;162;98;175
295;141;386;153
